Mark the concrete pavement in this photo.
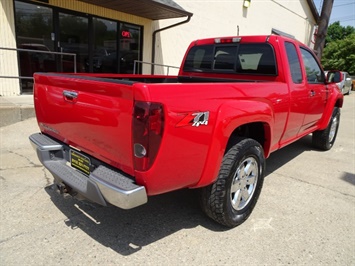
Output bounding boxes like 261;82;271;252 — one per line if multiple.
0;94;354;265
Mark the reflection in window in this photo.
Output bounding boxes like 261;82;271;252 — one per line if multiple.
183;43;276;75
300;48;324;83
285;42;302;83
92;18;117;73
15;0;53;90
14;1;143;77
119;23;141;74
59;13;88;72
237;44;276;74
214;46;237;70
183;45;213;70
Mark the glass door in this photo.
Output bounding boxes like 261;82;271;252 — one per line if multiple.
119;23;141;73
58;12;88;72
92;18;118;73
14;1;54;91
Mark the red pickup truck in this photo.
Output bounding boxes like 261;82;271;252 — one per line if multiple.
30;35;343;227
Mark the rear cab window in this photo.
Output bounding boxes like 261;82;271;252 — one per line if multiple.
285;42;303;83
183;43;277;75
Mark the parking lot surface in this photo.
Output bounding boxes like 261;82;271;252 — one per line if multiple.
1;94;354;265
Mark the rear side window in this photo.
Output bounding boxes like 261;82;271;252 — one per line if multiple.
285;42;303;83
183;43;277;75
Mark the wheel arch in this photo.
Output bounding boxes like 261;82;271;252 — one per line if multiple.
225;122;271;156
318;87;344;130
191;100;273;188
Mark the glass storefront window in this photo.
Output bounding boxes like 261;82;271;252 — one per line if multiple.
14;0;143;80
15;1;53;89
92;18;117;73
59;13;88;73
119;23;141;74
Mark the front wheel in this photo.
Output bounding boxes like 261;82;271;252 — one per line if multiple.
312;107;340;150
199;138;265;228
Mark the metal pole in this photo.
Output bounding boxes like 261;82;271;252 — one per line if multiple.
0;47;77;78
151;15;192;74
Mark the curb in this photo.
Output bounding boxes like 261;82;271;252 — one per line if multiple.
0;95;35;127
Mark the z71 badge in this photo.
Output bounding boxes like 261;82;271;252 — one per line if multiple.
176;111;209;127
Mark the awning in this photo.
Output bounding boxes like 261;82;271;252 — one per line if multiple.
79;0;193;20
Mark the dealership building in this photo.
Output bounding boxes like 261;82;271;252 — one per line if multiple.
0;0;319;96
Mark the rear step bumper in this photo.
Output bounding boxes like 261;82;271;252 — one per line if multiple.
29;133;147;209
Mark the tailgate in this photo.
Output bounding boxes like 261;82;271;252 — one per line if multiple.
33;73;135;176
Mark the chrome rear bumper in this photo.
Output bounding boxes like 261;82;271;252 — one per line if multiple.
29;133;147;209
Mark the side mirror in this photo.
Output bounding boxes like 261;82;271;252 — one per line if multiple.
326;70;342;83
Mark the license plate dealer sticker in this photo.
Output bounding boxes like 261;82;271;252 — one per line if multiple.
70;150;91;175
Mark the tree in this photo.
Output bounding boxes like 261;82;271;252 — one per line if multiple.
321;33;355;75
325;21;355;45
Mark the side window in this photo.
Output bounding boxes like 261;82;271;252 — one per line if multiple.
300;48;324;83
285;42;302;83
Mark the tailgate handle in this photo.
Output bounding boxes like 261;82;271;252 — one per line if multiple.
63;90;78;101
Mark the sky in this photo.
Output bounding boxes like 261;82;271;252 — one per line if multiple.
313;0;355;28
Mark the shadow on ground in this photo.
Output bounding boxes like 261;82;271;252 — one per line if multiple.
265;135;312;175
45;185;223;256
340;172;355;186
44;135;314;256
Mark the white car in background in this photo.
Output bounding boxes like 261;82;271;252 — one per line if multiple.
326;70;352;95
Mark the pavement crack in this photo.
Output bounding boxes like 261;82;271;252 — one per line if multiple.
42;167;52;186
275;173;355;199
6;150;42;168
0;165;43;171
0;218;70;245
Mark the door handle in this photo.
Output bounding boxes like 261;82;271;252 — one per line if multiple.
309;90;316;97
63;90;78;102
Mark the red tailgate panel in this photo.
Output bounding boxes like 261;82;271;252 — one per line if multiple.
33;74;135;176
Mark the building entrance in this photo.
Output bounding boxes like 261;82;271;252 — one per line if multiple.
14;0;142;92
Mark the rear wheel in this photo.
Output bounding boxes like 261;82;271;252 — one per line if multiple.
312;107;340;150
347;88;351;95
199;138;265;228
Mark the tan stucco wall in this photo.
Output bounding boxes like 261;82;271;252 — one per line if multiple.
154;0;317;75
0;0;21;96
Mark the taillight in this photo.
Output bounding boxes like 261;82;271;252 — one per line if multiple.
133;101;164;171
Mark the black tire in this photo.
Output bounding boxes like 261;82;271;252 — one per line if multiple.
312;107;340;151
199;138;265;228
